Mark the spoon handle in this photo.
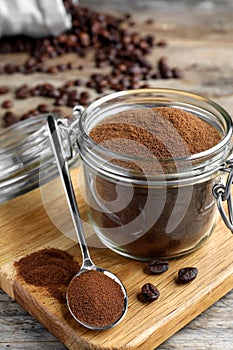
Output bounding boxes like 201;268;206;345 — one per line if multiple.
47;114;93;267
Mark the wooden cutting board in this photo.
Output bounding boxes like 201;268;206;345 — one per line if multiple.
0;167;233;350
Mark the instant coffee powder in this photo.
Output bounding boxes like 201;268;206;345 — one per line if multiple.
75;89;233;260
14;248;80;302
67;270;125;328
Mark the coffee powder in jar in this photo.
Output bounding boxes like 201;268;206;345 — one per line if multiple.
77;89;232;260
67;270;125;328
90;107;220;159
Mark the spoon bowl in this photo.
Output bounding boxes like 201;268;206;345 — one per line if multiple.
66;266;128;330
47;114;128;330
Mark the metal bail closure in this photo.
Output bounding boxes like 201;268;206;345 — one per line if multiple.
48;106;85;162
212;159;233;232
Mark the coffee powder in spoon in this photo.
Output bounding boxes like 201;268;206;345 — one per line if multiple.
67;269;125;328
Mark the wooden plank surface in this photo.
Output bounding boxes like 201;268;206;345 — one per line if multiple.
1;0;233;349
1;289;233;350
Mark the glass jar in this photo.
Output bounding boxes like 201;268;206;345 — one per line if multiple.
73;88;233;260
0;115;78;204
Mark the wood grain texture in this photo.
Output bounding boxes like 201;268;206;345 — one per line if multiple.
1;1;233;349
1;289;233;350
0;168;233;350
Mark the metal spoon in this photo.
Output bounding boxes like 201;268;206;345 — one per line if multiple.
47;114;128;330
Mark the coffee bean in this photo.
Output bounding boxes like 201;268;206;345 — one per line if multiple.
79;91;90;105
25;58;37;68
52;108;61;114
129;21;136;27
141;283;160;301
67;62;75;70
48;88;61;98
40;66;49;73
66;34;77;47
157;39;167;47
37;104;50;113
158;56;173;79
54;90;69;106
148;260;169;275
4;63;16;74
177;267;198;283
15;84;30;99
145;18;155;25
47;66;59;74
63;80;75;88
3;111;18;126
57;63;68;72
0;86;9;94
74;78;82;86
20;109;40;121
79;32;91;47
1;100;13;109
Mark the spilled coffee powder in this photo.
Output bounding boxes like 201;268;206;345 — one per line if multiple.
14;248;80;303
85;107;222;259
67;270;125;327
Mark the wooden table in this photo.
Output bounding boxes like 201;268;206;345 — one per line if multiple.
0;1;233;349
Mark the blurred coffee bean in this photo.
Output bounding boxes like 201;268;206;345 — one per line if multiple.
0;4;182;87
1;100;13;109
0;86;9;94
0;1;184;127
37;104;50;113
15;85;30;99
2;111;18;126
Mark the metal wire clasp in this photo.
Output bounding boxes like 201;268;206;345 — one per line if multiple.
55;106;85;161
212;159;233;232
